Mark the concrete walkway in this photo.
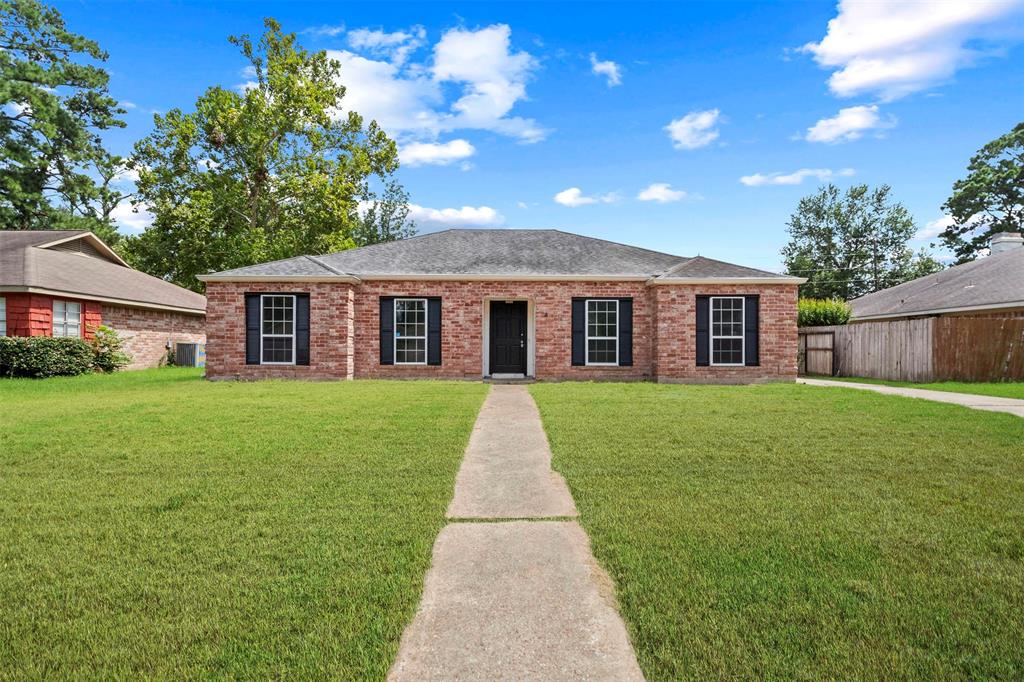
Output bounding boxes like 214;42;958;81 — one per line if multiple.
799;378;1024;418
389;385;644;681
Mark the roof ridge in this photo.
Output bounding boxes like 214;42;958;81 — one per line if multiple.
548;229;688;262
304;254;351;276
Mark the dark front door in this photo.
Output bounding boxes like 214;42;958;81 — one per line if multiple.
489;301;527;374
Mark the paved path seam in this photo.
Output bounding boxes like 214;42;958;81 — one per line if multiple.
390;385;644;681
799;378;1024;418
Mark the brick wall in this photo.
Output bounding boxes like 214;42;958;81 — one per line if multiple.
203;279;799;383
101;305;206;369
1;293;101;339
204;282;354;380
652;284;798;383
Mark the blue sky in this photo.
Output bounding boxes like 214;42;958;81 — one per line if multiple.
58;0;1024;271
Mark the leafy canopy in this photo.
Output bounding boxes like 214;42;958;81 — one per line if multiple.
124;19;413;291
797;298;851;327
0;0;126;242
782;184;943;300
939;121;1024;263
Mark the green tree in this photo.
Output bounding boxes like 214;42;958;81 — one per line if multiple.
782;184;943;300
124;19;413;292
0;0;125;243
939;122;1024;263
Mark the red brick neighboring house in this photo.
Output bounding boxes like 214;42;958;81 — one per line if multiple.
0;231;206;368
198;229;803;382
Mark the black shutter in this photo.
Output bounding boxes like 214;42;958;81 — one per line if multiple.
618;298;633;366
427;298;442;366
695;295;710;367
379;297;394;365
295;294;310;366
571;299;586;366
744;295;759;366
245;294;260;365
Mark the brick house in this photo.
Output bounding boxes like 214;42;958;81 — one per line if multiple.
0;231;206;369
198;229;803;382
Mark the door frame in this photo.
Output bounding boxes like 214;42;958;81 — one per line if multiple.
482;298;535;378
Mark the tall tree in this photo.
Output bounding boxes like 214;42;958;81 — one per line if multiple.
0;0;125;243
939;122;1024;263
782;184;943;300
124;19;413;292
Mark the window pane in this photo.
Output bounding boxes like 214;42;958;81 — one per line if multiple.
67;302;81;316
586;300;617;339
395;337;426;364
712;337;743;364
588;338;617;364
262;336;293;363
395;299;426;339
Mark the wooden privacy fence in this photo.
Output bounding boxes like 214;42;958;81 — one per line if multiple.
798;316;1024;382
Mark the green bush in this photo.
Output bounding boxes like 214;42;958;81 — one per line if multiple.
0;337;95;378
798;298;852;327
90;325;131;373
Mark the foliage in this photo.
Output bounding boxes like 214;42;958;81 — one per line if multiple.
939;121;1024;262
0;369;486;677
0;335;94;377
797;298;852;327
531;381;1024;680
0;0;126;242
782;184;944;300
89;324;130;372
123;19;414;292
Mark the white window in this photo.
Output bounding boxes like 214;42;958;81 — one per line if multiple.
261;294;295;364
0;297;5;336
394;298;427;364
586;299;618;365
52;300;81;338
711;297;744;365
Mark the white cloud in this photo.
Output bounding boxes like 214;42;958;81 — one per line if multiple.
112;161;139;184
914;213;988;241
399;139;475;167
589;52;622;87
347;26;425;65
805;104;896;143
553;187;620;207
802;0;1023;100
407;204;505;229
110;201;153;233
636;183;688;203
665;109;721;150
740;167;855;186
516;201;529;209
302;24;346;38
120;101;137;110
329;23;545;144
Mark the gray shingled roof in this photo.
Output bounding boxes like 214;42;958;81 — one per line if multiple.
0;231;206;313
850;246;1024;319
205;229;794;280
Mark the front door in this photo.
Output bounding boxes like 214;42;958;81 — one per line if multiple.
489;301;527;375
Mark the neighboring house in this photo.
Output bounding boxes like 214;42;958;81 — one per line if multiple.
801;232;1024;382
850;232;1024;321
198;229;803;382
0;231;206;369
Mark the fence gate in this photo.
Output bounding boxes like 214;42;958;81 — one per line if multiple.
798;331;835;376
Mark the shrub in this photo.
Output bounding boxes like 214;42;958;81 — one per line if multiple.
798;298;852;327
0;336;95;378
90;325;131;373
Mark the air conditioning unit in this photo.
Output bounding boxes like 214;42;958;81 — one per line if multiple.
175;342;206;368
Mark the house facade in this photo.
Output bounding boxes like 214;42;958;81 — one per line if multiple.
199;230;803;383
0;231;206;369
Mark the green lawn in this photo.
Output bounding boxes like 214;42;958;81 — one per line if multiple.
0;369;487;679
826;376;1024;400
530;382;1024;680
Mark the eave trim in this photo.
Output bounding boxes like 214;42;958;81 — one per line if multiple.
198;274;362;284
0;286;206;315
851;299;1024;321
647;276;806;285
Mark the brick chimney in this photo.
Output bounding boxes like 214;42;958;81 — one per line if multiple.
990;232;1024;254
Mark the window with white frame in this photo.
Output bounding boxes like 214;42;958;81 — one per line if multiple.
0;297;5;336
711;296;744;365
586;299;618;365
52;300;81;337
261;294;295;364
394;298;427;364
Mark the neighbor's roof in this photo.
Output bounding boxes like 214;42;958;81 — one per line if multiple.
850;247;1024;320
200;229;802;283
0;230;206;314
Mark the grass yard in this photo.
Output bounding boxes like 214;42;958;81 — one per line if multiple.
0;369;487;679
530;382;1024;680
827;376;1024;400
